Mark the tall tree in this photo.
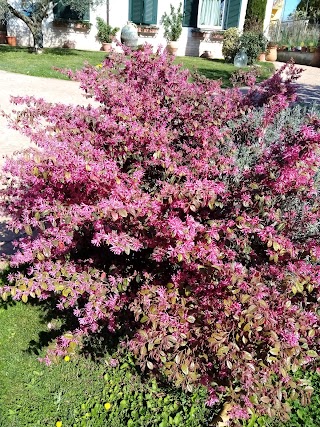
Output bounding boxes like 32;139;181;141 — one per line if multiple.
244;0;267;32
296;0;320;23
0;0;101;49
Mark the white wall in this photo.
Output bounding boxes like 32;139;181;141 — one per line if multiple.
264;0;274;35
6;0;237;58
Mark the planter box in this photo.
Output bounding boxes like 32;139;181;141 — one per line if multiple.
53;20;91;31
137;26;159;37
277;50;315;66
192;29;224;43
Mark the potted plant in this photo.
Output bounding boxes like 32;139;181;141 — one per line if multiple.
308;41;316;53
266;41;278;62
6;35;17;46
160;2;183;55
255;32;268;62
96;17;119;52
300;41;308;52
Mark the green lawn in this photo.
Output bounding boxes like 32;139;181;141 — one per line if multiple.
177;56;275;87
0;297;107;426
0;45;107;79
0;45;274;87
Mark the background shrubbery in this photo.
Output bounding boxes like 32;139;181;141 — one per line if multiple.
222;27;240;62
0;47;319;425
223;28;267;64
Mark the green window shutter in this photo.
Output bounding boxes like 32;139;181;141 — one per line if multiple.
224;0;242;29
183;0;199;27
53;2;65;20
129;0;144;24
82;7;90;22
143;0;158;24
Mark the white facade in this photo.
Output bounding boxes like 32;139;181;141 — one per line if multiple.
7;0;251;57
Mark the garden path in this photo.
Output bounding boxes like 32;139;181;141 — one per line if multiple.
274;61;320;105
0;70;92;258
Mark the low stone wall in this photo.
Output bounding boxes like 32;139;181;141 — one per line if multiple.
277;50;320;67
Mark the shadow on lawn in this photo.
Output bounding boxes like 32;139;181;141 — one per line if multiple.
0;220;123;359
25;295;124;359
44;47;81;56
0;45;79;56
0;45;30;54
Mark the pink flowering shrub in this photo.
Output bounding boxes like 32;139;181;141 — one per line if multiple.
0;48;319;423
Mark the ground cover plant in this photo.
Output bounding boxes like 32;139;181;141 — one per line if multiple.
0;45;274;86
0;46;319;425
243;368;320;427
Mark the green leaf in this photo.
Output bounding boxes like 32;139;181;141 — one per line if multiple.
118;208;127;218
24;225;32;236
181;364;189;375
217;346;229;357
269;347;280;356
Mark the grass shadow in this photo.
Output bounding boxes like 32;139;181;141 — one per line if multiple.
0;45;30;53
0;46;79;57
44;47;80;56
25;296;80;355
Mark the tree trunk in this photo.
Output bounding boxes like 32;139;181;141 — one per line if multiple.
6;2;49;48
30;23;44;49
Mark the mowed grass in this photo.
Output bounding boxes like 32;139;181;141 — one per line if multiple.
176;56;275;87
0;302;106;426
0;45;107;79
0;45;275;86
0;272;105;427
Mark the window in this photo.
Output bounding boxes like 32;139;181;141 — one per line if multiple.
183;0;241;29
198;0;225;28
129;0;158;25
53;2;90;22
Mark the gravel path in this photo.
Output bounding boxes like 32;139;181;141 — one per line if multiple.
274;61;320;106
0;71;91;257
0;70;91;167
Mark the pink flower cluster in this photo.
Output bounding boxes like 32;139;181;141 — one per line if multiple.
0;47;319;423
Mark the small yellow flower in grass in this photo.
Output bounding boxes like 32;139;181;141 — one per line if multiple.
56;421;62;427
104;402;112;411
64;355;70;362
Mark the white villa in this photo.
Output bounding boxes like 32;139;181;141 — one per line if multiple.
6;0;276;57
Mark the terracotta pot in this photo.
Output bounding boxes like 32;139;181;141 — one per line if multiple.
166;40;179;55
258;52;266;62
101;42;112;52
311;47;320;67
266;46;277;62
6;36;16;46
